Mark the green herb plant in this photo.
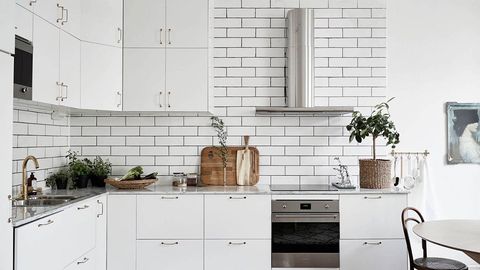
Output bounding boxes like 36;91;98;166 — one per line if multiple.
211;116;229;171
346;98;400;160
45;167;72;188
89;156;112;177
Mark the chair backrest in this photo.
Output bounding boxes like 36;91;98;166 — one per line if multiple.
401;207;427;270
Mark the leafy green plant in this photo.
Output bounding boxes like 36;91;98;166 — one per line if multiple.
66;150;90;176
120;166;143;181
45;168;72;189
346;98;400;160
89;156;112;177
211;116;229;169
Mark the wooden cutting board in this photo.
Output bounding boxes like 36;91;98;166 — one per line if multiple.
200;146;259;186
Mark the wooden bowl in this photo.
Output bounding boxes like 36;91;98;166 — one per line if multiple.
105;178;157;189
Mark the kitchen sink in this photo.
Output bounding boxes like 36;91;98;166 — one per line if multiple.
12;195;82;207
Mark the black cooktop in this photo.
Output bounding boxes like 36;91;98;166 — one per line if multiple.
270;184;338;191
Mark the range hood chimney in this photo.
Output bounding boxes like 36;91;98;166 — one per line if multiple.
255;8;354;116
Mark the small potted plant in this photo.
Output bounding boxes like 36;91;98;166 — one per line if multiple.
346;98;400;189
89;156;112;187
66;150;91;189
211;116;229;186
45;168;72;190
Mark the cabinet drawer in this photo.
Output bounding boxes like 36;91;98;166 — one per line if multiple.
64;248;96;270
205;240;271;270
137;195;203;239
340;194;407;239
205;195;270;239
340;239;407;270
137;240;203;270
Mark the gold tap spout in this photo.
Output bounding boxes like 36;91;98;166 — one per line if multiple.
21;155;39;200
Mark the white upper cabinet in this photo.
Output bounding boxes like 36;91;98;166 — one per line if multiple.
123;0;213;113
166;0;208;48
123;48;166;111
59;30;81;108
29;0;61;27
15;4;33;42
166;49;209;112
124;0;208;48
59;0;81;38
32;15;61;105
81;42;122;111
81;0;123;47
16;0;32;11
0;0;15;54
124;0;166;48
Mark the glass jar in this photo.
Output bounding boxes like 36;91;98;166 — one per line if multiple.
172;172;187;187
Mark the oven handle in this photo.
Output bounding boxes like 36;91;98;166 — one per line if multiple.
272;213;339;223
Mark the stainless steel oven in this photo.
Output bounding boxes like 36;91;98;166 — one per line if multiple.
272;200;340;269
13;35;33;100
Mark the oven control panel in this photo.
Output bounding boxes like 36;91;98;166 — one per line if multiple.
272;200;339;213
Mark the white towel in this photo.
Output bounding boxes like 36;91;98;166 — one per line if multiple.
408;156;439;220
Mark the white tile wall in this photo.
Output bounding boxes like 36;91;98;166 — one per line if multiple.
12;107;70;193
14;0;387;188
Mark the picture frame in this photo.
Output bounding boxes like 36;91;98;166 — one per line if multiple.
446;102;480;164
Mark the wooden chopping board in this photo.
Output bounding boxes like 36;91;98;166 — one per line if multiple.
200;146;259;186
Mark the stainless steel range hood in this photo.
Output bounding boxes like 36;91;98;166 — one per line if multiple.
255;8;354;116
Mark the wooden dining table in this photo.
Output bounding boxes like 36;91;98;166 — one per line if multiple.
413;220;480;264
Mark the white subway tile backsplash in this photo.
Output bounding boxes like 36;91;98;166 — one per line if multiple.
10;4;387;188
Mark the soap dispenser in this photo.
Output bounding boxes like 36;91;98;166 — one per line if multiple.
27;172;37;195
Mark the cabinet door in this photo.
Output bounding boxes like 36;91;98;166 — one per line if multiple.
107;195;136;270
81;42;122;111
0;53;13;270
137;240;203;270
124;0;165;48
15;4;33;42
205;195;271;239
81;0;122;47
166;0;208;48
166;49;208;112
340;239;408;270
340;194;407;239
60;0;81;38
137;195;203;239
95;195;107;270
0;0;15;54
123;48;166;111
15;211;68;270
32;0;62;26
205;240;271;270
32;15;61;105
59;30;80;108
16;0;33;11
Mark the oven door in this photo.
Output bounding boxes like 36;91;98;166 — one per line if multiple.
13;35;33;100
272;213;340;268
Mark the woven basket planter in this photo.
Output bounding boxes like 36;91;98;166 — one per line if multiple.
359;159;392;189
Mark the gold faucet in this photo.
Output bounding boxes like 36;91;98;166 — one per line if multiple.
21;155;39;200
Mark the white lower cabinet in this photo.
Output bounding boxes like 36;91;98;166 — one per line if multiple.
15;198;97;270
205;195;271;239
64;249;97;270
94;195;107;270
340;239;407;270
137;195;203;239
205;240;271;270
137;240;203;270
107;195;136;270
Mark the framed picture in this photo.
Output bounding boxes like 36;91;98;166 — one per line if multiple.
447;102;480;164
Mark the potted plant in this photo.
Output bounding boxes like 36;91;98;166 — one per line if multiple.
346;98;400;189
45;168;72;190
66;150;91;188
89;156;112;187
211;116;229;186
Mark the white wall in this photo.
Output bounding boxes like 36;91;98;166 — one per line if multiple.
388;0;480;266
